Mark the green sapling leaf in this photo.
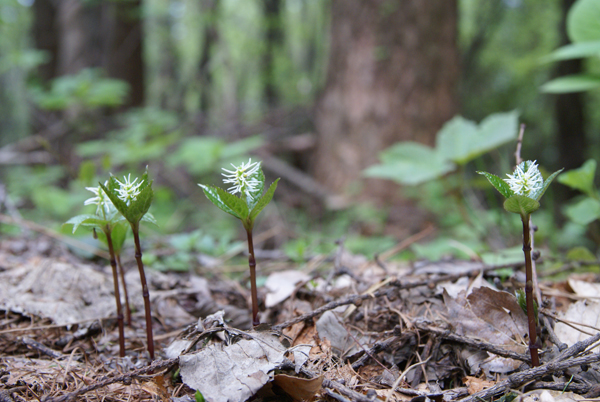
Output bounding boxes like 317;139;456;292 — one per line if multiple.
64;214;105;233
477;171;514;199
245;168;265;211
503;195;540;216
198;184;243;219
249;178;280;222
557;159;596;198
532;168;563;201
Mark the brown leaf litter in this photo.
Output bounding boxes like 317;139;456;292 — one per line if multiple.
1;234;600;402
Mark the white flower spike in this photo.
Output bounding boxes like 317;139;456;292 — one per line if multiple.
504;160;543;197
84;182;114;217
221;158;261;195
115;174;144;205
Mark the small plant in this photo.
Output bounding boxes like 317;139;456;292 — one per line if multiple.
199;159;279;326
99;170;157;359
478;160;562;366
65;182;128;356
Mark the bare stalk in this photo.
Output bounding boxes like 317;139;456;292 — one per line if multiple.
105;230;125;357
131;223;155;359
245;227;260;326
521;214;540;367
115;254;132;326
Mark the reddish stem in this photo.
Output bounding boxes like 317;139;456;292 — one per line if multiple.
522;215;540;367
245;227;260;327
105;229;125;357
131;223;155;360
116;254;132;326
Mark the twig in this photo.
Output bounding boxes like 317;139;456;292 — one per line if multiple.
549;332;600;364
540;314;567;351
41;358;177;402
415;323;530;363
21;337;64;359
322;379;376;402
458;353;600;402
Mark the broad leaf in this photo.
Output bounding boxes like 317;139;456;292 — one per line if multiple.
126;182;154;223
543;41;600;62
110;222;128;253
215;187;249;220
567;0;600;43
531;169;563;201
564;198;600;225
249;178;280;223
64;214;105;233
477;171;514;199
557;159;597;197
540;75;600;93
364;142;455;185
100;178;129;218
198;184;242;219
246;169;265;212
504;195;540;216
435;116;479;164
141;212;158;226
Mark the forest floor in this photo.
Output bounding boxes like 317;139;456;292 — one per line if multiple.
1;229;599;402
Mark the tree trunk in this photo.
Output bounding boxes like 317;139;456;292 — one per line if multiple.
311;0;459;203
103;0;145;107
199;0;220;113
555;0;586;180
262;0;283;108
32;0;59;82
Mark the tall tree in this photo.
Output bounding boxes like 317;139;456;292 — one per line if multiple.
311;0;459;202
262;0;283;108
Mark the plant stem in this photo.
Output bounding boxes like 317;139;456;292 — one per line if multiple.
105;229;125;357
245;227;260;327
521;214;540;367
116;254;132;326
131;223;155;359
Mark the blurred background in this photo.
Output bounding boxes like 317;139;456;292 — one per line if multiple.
1;0;599;268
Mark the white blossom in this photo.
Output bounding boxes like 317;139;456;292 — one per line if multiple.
115;174;144;205
505;160;543;197
84;182;114;217
221;159;261;195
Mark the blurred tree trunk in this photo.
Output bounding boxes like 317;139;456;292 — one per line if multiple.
555;0;586;180
103;0;145;107
311;0;459;203
199;0;220;113
32;0;59;81
262;0;283;108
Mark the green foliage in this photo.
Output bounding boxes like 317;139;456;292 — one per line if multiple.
32;69;129;110
503;195;540;216
364;111;518;185
564;198;600;225
477;172;515;199
515;289;538;323
543;0;600;93
100;170;154;225
557;159;597;197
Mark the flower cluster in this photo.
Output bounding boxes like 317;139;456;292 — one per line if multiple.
115;174;144;205
221;159;261;195
84;182;114;217
504;160;543;197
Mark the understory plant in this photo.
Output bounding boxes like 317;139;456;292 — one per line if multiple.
478;161;562;366
66;170;156;359
199;159;279;326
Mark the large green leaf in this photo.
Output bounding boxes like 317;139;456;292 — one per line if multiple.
437;112;519;165
557;159;597;197
504;195;540;216
64;214;105;233
198;184;244;220
364;142;455;185
540;75;600;93
564;198;600;225
543;41;600;62
531;169;563;201
126;182;154;223
477;171;514;199
567;0;600;43
100;178;129;219
245;168;265;212
249;178;280;224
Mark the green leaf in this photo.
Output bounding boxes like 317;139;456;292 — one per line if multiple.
364;142;455;185
532;168;563;201
503;195;540;216
564;197;600;225
64;214;106;233
246;168;265;211
567;0;600;42
436;111;519;165
477;171;514;199
198;184;249;220
557;159;597;197
249;178;279;223
141;212;158;226
543;41;600;62
540;75;600;93
195;390;205;402
126;181;154;223
110;222;128;253
100;177;129;218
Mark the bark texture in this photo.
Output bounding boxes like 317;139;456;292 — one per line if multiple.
312;0;459;201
